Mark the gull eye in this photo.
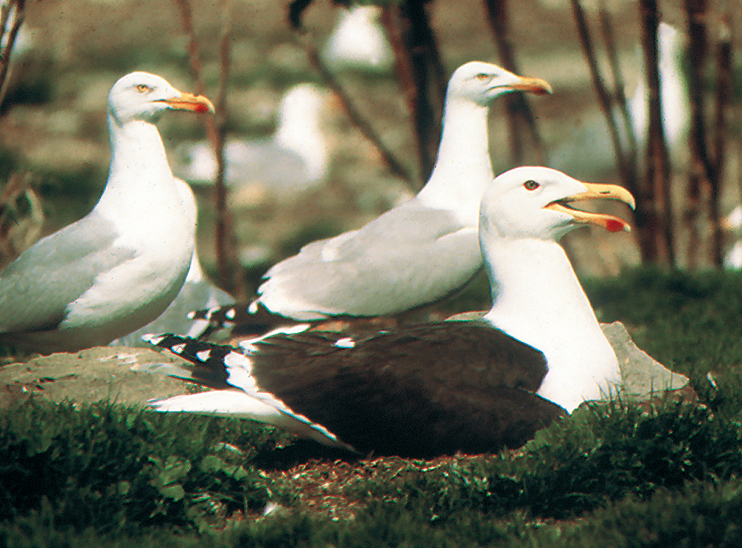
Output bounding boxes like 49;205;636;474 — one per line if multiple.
475;73;490;81
135;84;152;93
524;180;539;191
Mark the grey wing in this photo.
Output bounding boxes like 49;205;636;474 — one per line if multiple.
259;203;483;318
0;212;136;334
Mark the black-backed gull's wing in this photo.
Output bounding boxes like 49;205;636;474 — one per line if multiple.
146;321;565;457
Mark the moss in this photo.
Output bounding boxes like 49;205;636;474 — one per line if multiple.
0;399;277;534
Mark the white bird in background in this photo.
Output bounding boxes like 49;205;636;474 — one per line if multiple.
110;179;233;347
628;22;689;164
722;206;742;269
174;83;329;195
550;22;689;178
0;72;214;354
322;5;394;73
142;167;635;457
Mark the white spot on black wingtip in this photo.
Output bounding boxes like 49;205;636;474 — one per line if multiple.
196;349;211;362
237;323;311;353
186;310;197;319
334;337;356;349
248;301;259;314
226;308;236;320
707;372;718;390
142;333;165;345
224;351;250;368
171;343;186;354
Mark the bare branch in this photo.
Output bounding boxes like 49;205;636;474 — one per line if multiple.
296;27;414;187
709;13;732;265
391;0;445;183
640;0;674;266
597;0;637;174
0;0;25;109
569;0;634;192
172;0;240;294
483;0;547;165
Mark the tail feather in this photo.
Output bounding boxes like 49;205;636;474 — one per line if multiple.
187;300;303;335
143;332;356;452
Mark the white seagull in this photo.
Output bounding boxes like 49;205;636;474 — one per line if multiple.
322;5;394;73
143;166;635;457
0;72;214;354
174;84;329;195
550;22;688;178
205;62;551;326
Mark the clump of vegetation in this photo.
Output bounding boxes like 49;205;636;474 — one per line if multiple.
0;400;278;534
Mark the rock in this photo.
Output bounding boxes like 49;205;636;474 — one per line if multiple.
0;346;191;409
601;320;690;399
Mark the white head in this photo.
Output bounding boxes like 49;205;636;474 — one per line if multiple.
107;72;214;127
446;61;552;106
480;166;635;244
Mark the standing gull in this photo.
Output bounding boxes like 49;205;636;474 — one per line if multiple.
550;22;688;179
322;5;394;73
206;62;551;325
0;72;214;354
174;84;329;195
143;167;635;457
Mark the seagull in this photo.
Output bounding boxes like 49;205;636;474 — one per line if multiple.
322;5;394;73
142;166;635;457
0;72;214;354
550;22;688;179
201;62;551;327
174;84;329;195
110;179;233;347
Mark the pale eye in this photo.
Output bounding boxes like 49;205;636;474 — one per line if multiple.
475;73;490;81
135;84;151;93
524;180;539;191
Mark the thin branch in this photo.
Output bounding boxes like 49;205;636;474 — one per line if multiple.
213;0;244;299
641;0;674;266
684;0;717;268
483;0;546;165
394;0;444;183
295;30;414;187
172;0;218;149
569;0;634;192
381;4;425;188
597;0;637;176
172;0;240;294
710;13;732;265
0;0;25;109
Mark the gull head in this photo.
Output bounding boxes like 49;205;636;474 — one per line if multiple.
107;72;215;126
480;166;635;242
447;61;552;106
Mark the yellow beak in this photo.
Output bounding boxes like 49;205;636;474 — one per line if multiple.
159;91;215;114
509;75;553;96
544;182;636;233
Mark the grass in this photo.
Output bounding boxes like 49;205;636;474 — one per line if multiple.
0;267;741;546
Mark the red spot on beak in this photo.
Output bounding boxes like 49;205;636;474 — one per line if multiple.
605;219;626;233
